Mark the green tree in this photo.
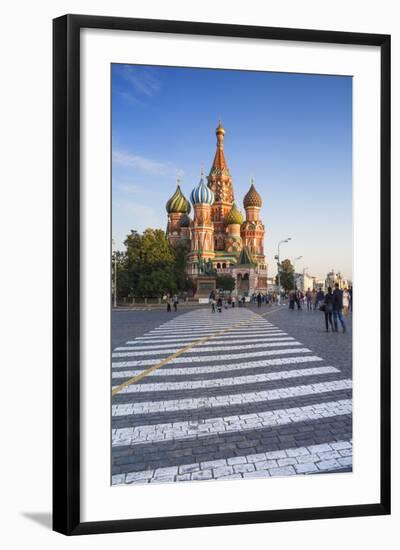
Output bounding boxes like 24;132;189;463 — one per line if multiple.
216;274;236;292
122;228;177;298
172;242;192;292
276;258;294;291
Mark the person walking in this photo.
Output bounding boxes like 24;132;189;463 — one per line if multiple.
217;296;223;313
306;288;312;311
210;296;216;313
332;283;346;332
342;288;350;315
289;291;295;310
173;294;178;312
315;287;324;310
231;295;236;308
257;292;262;308
295;289;302;310
166;294;172;312
322;286;334;332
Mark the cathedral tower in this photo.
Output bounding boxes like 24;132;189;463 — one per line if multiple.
187;174;215;269
165;181;191;246
241;179;266;264
207;122;234;251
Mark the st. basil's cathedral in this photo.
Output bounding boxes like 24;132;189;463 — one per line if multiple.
166;123;268;296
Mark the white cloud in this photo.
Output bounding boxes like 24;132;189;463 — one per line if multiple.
112;149;183;176
116;65;161;98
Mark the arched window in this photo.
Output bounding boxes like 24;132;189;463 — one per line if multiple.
222;262;226;268
217;262;221;269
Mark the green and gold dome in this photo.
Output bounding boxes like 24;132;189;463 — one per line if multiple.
224;202;244;226
166;184;191;214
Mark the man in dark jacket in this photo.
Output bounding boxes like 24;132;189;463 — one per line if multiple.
332;283;346;333
315;288;324;310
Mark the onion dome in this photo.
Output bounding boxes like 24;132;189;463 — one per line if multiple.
190;175;215;206
216;121;225;135
224;202;244;226
243;180;262;208
179;214;191;227
166;184;191;214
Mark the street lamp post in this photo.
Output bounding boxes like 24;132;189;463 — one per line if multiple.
275;237;291;304
302;266;309;293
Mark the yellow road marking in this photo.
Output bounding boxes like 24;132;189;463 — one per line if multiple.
111;305;283;396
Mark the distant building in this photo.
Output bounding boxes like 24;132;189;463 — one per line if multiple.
325;269;350;290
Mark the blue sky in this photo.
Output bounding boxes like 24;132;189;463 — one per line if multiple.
112;64;352;279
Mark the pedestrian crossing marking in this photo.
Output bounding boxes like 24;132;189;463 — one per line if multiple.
112;313;262;395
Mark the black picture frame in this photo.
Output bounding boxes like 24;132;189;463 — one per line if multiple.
53;14;391;535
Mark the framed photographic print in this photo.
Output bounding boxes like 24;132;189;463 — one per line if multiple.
53;14;391;535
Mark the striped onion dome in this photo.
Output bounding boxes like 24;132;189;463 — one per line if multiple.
190;176;215;206
224;202;244;225
243;181;262;208
166;185;191;214
179;214;191;227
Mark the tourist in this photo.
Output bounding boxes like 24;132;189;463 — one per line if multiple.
333;283;346;333
289;291;295;310
173;294;178;312
231;295;236;308
257;292;262;308
217;296;223;313
322;286;334;332
343;287;350;315
210;296;216;313
166;294;172;312
306;288;312;311
295;289;302;310
315;287;324;310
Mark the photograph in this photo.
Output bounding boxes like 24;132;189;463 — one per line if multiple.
110;64;353;486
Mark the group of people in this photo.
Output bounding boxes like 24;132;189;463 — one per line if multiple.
287;285;352;333
288;286;352;314
165;293;179;312
209;291;246;312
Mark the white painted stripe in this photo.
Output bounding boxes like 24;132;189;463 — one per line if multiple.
150;325;272;334
112;355;323;376
114;372;348;397
112;439;353;484
112;355;324;378
130;331;286;343
119;336;295;351
112;347;312;367
113;380;351;416
136;330;287;341
112;397;352;445
112;341;302;358
112;365;338;386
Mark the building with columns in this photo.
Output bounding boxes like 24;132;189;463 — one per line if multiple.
166;123;268;295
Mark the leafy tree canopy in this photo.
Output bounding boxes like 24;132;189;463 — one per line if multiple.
216;274;236;292
276;258;295;291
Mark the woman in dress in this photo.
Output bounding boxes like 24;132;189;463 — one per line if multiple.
342;288;350;315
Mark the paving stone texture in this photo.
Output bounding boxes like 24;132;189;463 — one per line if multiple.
111;303;352;485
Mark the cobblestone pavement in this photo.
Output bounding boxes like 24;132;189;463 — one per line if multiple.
111;305;352;485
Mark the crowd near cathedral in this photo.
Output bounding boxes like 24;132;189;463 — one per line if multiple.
165;123;268;296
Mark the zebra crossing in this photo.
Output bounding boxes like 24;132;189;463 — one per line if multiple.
112;308;352;485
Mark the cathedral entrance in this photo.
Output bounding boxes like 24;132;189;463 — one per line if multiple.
237;273;249;295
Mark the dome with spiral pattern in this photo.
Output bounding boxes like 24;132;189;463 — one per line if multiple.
190;176;215;206
224;203;244;225
166;185;191;214
243;182;262;208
